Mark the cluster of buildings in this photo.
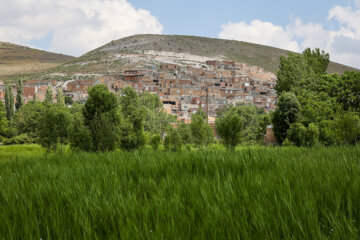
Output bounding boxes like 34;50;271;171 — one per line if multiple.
0;60;278;125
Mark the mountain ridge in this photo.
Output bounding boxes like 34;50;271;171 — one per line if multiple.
82;34;358;74
0;41;75;81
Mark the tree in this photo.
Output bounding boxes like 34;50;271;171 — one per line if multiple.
303;48;329;75
45;86;53;104
83;84;117;126
90;113;118;152
337;71;360;112
83;84;119;152
140;92;175;136
275;53;312;95
67;105;92;151
15;78;24;110
177;122;192;144
287;122;319;147
297;90;339;126
190;109;213;147
33;93;37;103
38;105;71;150
164;128;181;152
216;109;243;151
333;112;360;145
140;91;162;110
0;101;9;137
118;87;145;150
14;101;46;137
57;88;65;106
272;92;302;145
5;85;14;121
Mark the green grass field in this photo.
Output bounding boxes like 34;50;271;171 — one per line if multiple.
1;145;360;239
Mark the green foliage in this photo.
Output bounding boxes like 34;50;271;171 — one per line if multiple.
303;48;330;75
150;134;161;150
190;109;213;147
118;87;145;150
140;91;162;110
272;92;302;145
83;84;117;126
216;109;243;150
336;71;360;112
4;85;14;120
0;101;9;137
177;122;192;144
333;112;360;145
82;85;119;152
33;93;37;103
275;53;312;95
140;93;174;136
38;105;71;150
15;78;24;110
287;123;319;147
164;128;181;152
14;102;46;137
3;134;36;145
68;112;92;152
297;90;338;125
56;88;65;106
45;86;53;104
90;113;118;152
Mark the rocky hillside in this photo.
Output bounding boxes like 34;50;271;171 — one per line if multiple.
83;34;358;74
0;42;75;81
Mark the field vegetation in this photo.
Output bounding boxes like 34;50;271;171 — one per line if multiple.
1;145;360;239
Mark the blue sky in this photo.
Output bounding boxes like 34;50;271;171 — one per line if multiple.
128;0;354;37
0;0;359;68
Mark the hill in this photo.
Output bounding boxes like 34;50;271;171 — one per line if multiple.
82;34;358;74
0;42;75;81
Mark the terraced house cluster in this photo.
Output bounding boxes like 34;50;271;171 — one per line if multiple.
0;59;277;123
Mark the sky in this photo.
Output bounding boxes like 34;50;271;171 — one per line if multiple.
0;0;360;68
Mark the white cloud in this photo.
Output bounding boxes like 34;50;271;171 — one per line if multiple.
218;1;360;69
219;20;300;52
0;0;163;56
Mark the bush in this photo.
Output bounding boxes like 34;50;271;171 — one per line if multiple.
287;123;319;147
334;112;360;145
164;128;181;152
68;113;92;152
150;134;161;150
3;134;36;145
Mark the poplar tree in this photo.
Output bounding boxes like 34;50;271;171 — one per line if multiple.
57;88;65;106
45;86;53;104
5;85;14;120
33;93;37;103
15;78;24;110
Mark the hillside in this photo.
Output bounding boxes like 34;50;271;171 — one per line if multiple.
81;34;358;74
0;42;75;81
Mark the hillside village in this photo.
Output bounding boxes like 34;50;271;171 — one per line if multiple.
0;55;277;124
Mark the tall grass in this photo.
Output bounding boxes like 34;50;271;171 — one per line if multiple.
1;145;360;239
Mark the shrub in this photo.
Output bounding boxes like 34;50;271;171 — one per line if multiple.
150;134;161;150
3;134;36;145
164;128;181;152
